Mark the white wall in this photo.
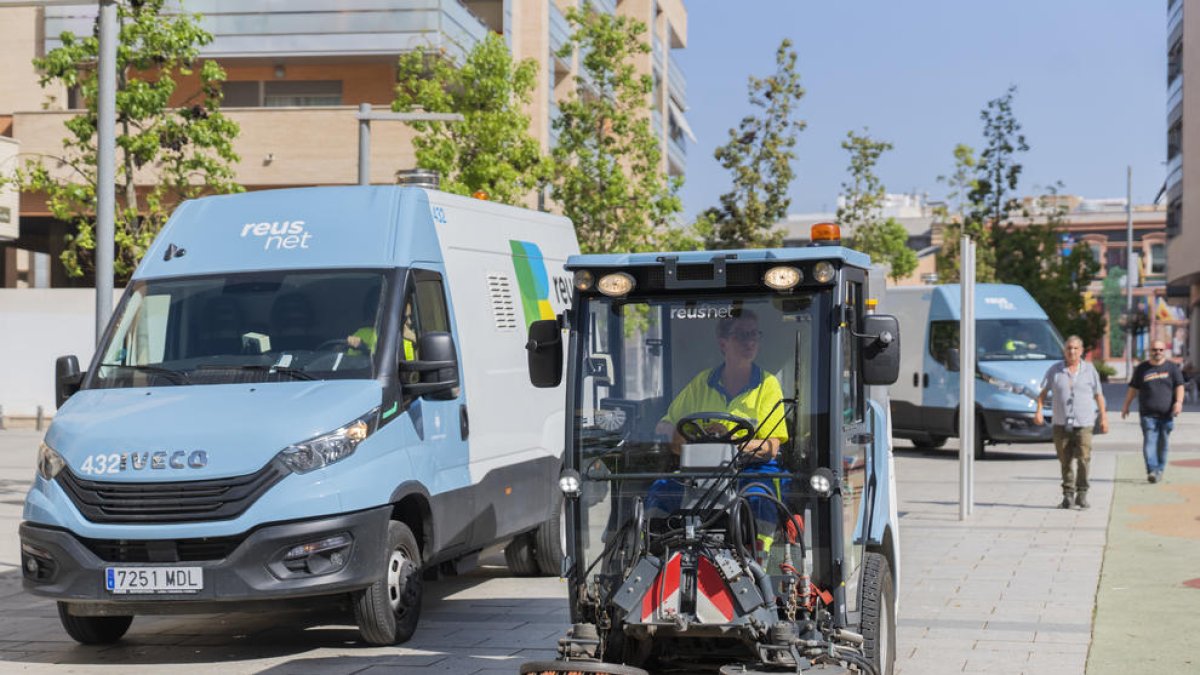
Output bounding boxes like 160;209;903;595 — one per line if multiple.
0;289;114;418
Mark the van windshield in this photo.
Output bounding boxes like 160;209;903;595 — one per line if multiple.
91;270;389;389
930;318;1064;363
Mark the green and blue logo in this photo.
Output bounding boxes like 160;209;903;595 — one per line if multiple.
510;240;557;328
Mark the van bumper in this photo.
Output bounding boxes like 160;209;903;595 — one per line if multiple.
18;505;391;614
982;410;1054;443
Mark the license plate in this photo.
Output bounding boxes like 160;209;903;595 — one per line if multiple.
105;567;203;594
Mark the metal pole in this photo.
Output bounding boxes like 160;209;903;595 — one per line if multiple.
358;102;371;186
1125;165;1134;379
95;0;117;343
960;235;976;520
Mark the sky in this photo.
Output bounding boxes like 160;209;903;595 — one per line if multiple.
676;0;1166;220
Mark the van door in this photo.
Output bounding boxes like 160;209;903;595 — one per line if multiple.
925;320;961;435
405;268;472;550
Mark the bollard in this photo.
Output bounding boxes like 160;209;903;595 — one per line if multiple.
36;405;44;431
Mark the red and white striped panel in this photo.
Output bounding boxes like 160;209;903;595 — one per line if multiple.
641;553;681;622
639;553;736;624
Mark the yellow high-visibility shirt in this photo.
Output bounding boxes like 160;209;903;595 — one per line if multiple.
661;364;789;442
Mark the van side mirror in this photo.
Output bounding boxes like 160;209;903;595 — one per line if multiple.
526;318;563;388
944;348;960;372
861;314;901;386
55;355;83;409
399;332;459;399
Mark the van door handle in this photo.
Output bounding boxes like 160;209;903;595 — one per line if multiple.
913;373;919;387
923;373;930;388
459;404;469;440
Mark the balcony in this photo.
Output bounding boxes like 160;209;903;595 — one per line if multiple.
668;51;686;107
1166;152;1183;194
45;0;490;63
11;106;421;191
586;0;617;15
549;0;571;52
1168;74;1183;123
1169;0;1184;48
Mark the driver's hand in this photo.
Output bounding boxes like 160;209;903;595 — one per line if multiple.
347;335;362;348
703;422;726;436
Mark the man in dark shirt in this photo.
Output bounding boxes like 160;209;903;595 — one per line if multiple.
1121;340;1185;483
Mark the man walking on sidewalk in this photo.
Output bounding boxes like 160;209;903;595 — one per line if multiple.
1034;336;1108;509
1121;339;1185;483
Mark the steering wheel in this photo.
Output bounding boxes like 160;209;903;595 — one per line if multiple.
676;412;756;444
315;339;350;353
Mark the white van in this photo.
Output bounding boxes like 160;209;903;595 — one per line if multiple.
22;186;579;645
884;284;1062;459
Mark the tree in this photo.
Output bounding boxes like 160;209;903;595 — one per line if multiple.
8;0;240;283
993;194;1103;348
394;34;548;205
836;129;916;281
938;87;1029;283
697;38;804;249
551;5;683;254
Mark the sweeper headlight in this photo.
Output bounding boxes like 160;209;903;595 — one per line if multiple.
763;266;803;290
597;272;636;297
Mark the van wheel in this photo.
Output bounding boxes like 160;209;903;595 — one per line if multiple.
859;553;896;675
505;532;540;576
974;415;987;461
353;520;423;646
533;492;566;576
912;435;947;449
57;603;132;644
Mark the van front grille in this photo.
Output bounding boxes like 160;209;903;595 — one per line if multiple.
78;534;247;562
56;461;287;524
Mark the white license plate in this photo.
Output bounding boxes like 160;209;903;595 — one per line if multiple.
105;567;203;594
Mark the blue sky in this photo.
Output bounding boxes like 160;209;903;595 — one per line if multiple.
676;0;1165;219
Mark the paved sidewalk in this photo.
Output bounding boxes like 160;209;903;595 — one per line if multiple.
894;412;1200;675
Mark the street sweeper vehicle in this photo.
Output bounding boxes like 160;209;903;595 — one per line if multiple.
521;223;902;674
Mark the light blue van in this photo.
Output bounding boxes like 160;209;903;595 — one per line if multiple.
884;284;1063;459
19;186;579;645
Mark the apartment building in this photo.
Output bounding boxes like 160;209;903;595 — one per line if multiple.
0;0;689;287
1166;0;1200;361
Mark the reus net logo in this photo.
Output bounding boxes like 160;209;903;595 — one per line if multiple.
510;240;558;328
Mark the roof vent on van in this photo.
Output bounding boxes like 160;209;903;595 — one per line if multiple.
395;168;440;189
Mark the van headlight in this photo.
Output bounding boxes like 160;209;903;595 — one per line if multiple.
37;442;67;481
277;409;378;474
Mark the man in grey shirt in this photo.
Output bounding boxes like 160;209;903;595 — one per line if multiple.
1033;335;1109;509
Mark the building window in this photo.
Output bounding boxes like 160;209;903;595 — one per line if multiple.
221;80;343;108
1148;240;1167;276
1080;236;1106;276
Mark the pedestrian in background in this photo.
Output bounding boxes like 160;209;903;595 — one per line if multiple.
1121;339;1185;484
1034;335;1108;509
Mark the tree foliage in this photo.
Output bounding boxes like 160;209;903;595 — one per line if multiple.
837;129;916;281
993;194;1103;349
394;34;548;205
938;87;1028;283
551;5;683;254
9;0;240;283
697;38;804;249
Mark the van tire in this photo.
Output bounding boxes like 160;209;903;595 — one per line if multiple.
505;532;540;576
912;435;947;449
533;492;566;576
974;415;987;461
859;552;896;675
353;520;423;646
57;603;132;644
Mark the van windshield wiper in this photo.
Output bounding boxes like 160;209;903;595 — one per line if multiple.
98;363;191;384
195;363;317;381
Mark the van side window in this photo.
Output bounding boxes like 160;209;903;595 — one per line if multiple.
930;321;959;368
